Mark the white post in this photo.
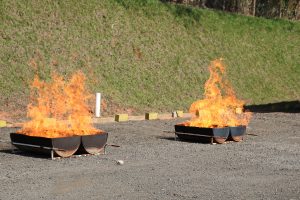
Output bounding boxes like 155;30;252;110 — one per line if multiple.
95;93;101;118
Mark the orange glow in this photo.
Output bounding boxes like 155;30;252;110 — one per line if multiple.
17;71;102;138
183;59;251;128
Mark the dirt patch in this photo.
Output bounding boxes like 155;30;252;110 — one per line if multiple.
0;112;299;200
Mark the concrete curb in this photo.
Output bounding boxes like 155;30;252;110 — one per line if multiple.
92;112;191;124
5;112;192;127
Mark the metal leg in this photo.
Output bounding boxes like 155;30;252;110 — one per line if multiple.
51;150;54;160
104;145;107;155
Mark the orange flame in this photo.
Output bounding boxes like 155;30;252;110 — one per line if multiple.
17;71;102;138
184;59;251;128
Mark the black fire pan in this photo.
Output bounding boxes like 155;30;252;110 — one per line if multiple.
10;133;81;158
79;132;108;155
10;132;109;158
229;125;246;142
175;124;229;144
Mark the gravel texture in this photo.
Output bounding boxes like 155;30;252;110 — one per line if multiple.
0;112;299;200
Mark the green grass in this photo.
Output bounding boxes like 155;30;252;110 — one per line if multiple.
0;0;299;117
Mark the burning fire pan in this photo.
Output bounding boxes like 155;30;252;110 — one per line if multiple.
10;133;81;158
175;124;230;144
229;125;246;142
80;132;108;155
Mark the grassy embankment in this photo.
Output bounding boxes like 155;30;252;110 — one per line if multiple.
0;0;299;118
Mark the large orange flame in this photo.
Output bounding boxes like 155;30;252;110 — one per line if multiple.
17;71;102;138
184;59;252;128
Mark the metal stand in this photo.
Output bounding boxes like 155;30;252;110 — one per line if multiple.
50;150;107;160
104;144;107;155
11;142;107;160
51;150;55;160
175;132;216;144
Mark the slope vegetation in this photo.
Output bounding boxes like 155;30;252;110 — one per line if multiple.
0;0;299;117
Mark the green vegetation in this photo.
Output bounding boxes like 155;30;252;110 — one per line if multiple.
0;0;299;117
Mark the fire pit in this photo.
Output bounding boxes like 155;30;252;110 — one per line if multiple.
12;71;108;158
175;59;251;144
10;133;81;158
175;124;247;144
10;132;108;159
175;124;229;144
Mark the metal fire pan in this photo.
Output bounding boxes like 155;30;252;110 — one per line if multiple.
10;133;81;158
80;132;108;155
229;125;246;142
174;124;230;144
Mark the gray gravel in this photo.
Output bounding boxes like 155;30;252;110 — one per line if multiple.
0;112;299;200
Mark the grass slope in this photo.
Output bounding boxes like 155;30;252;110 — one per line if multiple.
0;0;299;117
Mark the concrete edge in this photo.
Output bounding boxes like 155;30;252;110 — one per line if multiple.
5;112;192;127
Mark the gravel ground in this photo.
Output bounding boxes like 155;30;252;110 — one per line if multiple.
0;112;299;200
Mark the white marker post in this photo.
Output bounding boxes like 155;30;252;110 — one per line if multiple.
95;93;101;118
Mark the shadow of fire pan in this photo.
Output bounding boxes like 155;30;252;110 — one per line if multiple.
245;100;300;113
0;149;51;160
157;136;213;144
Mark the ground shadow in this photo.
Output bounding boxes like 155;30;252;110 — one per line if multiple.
245;100;300;113
157;136;212;144
0;149;51;159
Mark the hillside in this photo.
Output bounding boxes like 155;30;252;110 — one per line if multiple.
0;0;300;119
